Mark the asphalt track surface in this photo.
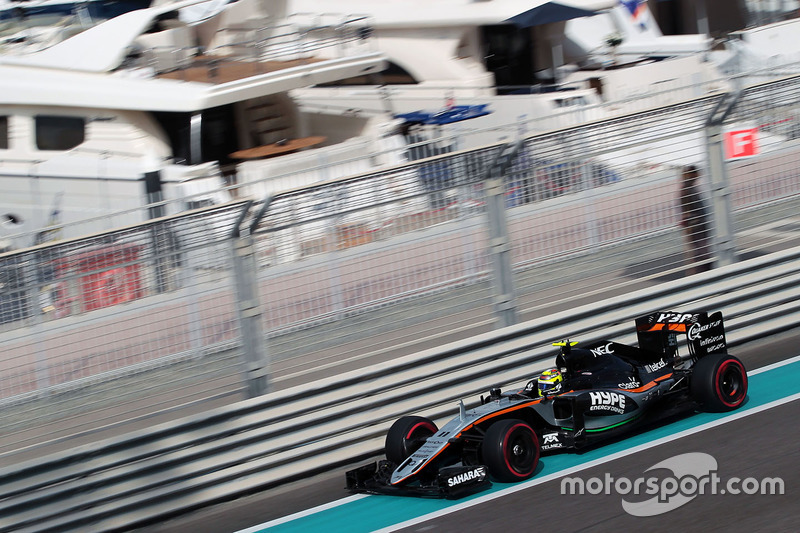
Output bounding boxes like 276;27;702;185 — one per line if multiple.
147;329;800;533
392;399;799;533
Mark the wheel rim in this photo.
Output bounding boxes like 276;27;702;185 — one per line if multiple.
406;421;436;441
716;360;746;407
404;422;436;455
504;425;537;476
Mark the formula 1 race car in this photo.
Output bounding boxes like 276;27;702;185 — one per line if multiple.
346;310;748;498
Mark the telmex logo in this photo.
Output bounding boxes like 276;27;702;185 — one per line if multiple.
543;433;559;444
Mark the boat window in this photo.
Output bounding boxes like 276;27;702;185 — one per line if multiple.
481;25;536;92
186;198;216;210
554;97;588;108
35;116;85;151
0;116;7;149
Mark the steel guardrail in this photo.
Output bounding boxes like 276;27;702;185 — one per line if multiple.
1;246;800;532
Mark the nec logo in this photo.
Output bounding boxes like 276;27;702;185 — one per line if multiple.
656;313;696;324
590;343;614;357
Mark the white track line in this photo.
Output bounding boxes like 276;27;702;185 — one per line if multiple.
234;495;370;532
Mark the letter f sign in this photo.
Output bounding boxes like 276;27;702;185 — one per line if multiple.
724;128;759;159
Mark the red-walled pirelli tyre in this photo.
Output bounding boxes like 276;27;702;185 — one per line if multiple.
691;353;748;412
385;415;438;465
481;419;540;483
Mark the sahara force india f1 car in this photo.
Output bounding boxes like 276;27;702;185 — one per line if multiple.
346;310;748;498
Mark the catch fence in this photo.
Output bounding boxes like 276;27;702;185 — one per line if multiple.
1;73;800;458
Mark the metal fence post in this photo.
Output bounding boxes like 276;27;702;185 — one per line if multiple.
705;93;740;268
230;201;269;397
485;141;522;329
23;252;51;395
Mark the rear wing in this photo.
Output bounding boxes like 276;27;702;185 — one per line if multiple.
635;311;727;359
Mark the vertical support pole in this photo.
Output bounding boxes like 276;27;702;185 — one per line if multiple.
579;161;600;247
705;93;740;268
325;213;345;321
231;234;269;397
190;112;203;165
23;252;51;395
230;200;269;398
484;141;521;329
696;0;710;36
549;36;564;84
143;171;173;294
143;171;165;219
181;255;205;359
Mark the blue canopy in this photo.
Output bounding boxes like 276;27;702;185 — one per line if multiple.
505;2;598;28
395;104;491;125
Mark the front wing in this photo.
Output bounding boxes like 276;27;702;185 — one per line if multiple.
346;460;491;499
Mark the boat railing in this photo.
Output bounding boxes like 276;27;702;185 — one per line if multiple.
0;151;133;173
135;13;376;77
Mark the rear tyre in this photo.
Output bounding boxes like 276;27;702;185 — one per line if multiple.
691;353;748;412
385;415;438;465
481;419;540;482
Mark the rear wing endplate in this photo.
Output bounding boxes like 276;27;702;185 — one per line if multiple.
635;311;727;358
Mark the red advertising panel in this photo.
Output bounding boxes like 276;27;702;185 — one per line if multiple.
724;128;759;159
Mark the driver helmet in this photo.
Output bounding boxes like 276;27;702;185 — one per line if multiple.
538;368;563;396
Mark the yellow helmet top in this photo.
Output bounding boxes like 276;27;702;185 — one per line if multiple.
538;368;563;396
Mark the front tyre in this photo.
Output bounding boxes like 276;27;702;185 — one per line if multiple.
691;353;748;412
385;415;438;465
481;419;540;482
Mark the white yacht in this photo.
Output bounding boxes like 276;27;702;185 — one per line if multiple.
0;0;415;246
0;0;151;29
0;0;161;54
289;0;725;144
713;15;800;78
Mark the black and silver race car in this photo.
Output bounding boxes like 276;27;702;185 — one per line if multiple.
346;310;748;498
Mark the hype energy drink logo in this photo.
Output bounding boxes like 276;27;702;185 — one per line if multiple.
560;453;784;516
